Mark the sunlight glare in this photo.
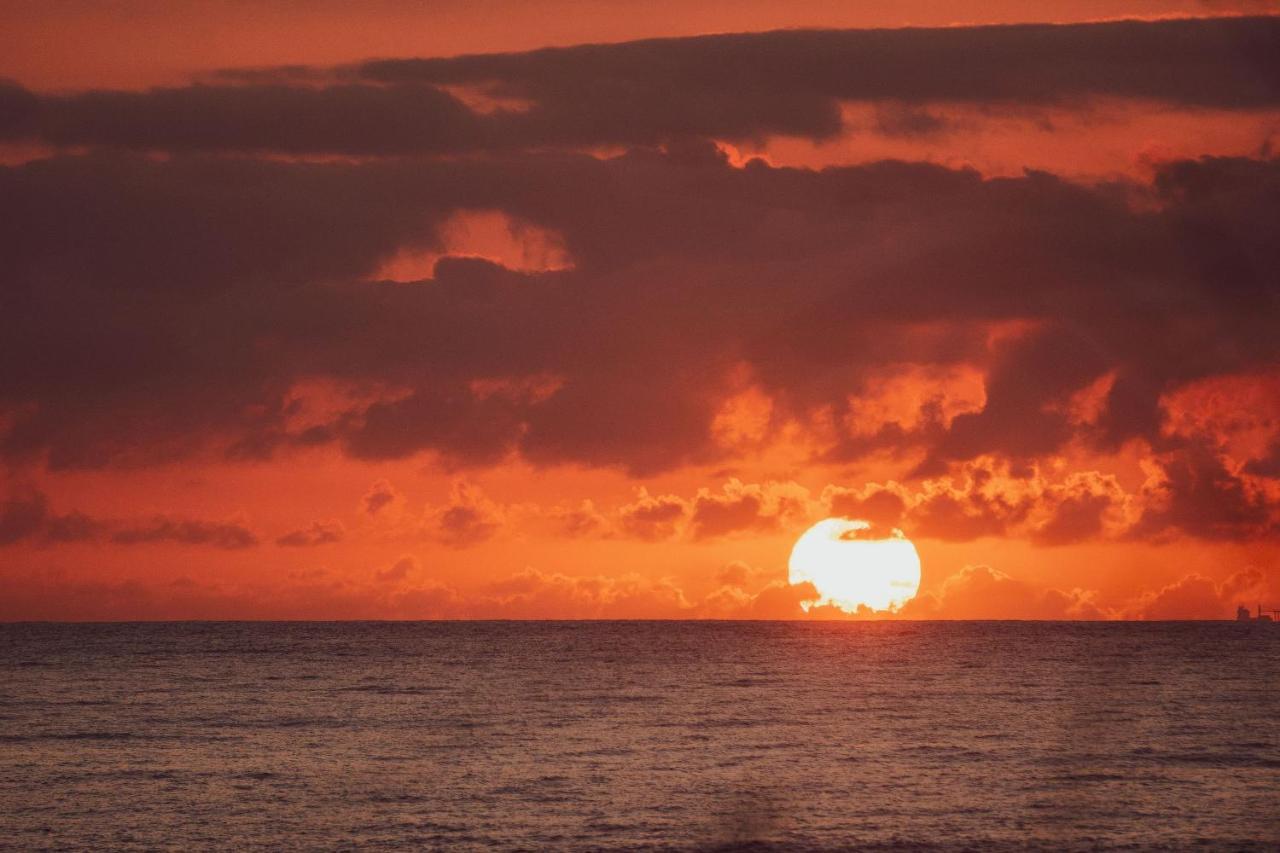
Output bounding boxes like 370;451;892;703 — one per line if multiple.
788;518;921;613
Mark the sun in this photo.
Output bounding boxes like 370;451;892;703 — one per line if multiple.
788;518;921;613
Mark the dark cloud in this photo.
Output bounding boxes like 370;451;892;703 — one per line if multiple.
423;482;505;547
30;83;486;155
910;478;1032;541
376;555;418;583
901;564;1106;619
715;561;754;588
276;519;345;547
44;511;105;543
687;480;808;540
823;483;909;529
110;517;259;549
823;464;1134;546
0;486;261;549
0;80;40;137
362;17;1280;139
1245;440;1280;478
0;487;103;545
616;490;687;541
1133;439;1274;540
1031;476;1126;546
870;103;952;139
3;18;1277;155
0;486;47;545
0;139;1277;542
736;581;821;620
361;479;402;516
548;500;610;538
821;442;1277;544
475;567;692;618
1129;567;1268;619
363;16;1280;110
0;487;115;545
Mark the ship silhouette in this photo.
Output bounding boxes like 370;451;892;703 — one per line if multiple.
1237;604;1278;622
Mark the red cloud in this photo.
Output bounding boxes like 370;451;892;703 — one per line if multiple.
616;490;687;541
548;499;611;539
688;479;809;540
1133;441;1274;541
0;13;1276;612
902;565;1106;620
1127;568;1269;620
6;19;1276;156
0;485;261;549
3;147;1278;501
475;568;691;619
0;485;46;545
822;482;910;529
376;554;420;583
362;478;403;517
276;519;345;547
110;516;259;549
423;481;505;548
823;460;1134;545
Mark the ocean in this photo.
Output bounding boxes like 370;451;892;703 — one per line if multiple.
2;621;1278;850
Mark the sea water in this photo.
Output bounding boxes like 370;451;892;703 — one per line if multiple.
2;621;1278;850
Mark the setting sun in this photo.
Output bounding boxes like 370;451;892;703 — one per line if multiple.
788;519;922;613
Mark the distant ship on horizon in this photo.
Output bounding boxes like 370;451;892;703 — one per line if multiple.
1236;604;1279;623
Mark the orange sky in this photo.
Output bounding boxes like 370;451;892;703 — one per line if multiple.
1;2;1278;620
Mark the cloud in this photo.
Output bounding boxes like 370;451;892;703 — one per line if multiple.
1133;439;1274;540
0;569;439;621
870;103;953;139
0;485;261;549
43;511;104;543
715;560;769;589
276;519;345;547
1127;567;1269;619
902;564;1107;620
688;479;811;540
898;563;1270;623
697;580;822;619
821;482;910;529
0;80;39;137
0;563;806;620
909;464;1038;540
3;149;1278;489
4;556;1268;622
423;481;505;547
1246;441;1280;478
1031;473;1132;545
475;567;692;618
390;581;465;618
822;460;1134;545
110;516;259;549
361;18;1280;114
554;480;813;543
474;566;825;619
820;452;1272;546
547;499;610;538
377;554;419;583
8;18;1276;156
0;485;47;545
30;83;486;155
0;40;1277;558
616;489;687;541
362;478;403;516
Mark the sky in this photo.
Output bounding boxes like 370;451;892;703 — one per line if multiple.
1;0;1278;620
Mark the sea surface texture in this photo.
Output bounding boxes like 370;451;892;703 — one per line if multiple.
2;621;1279;851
